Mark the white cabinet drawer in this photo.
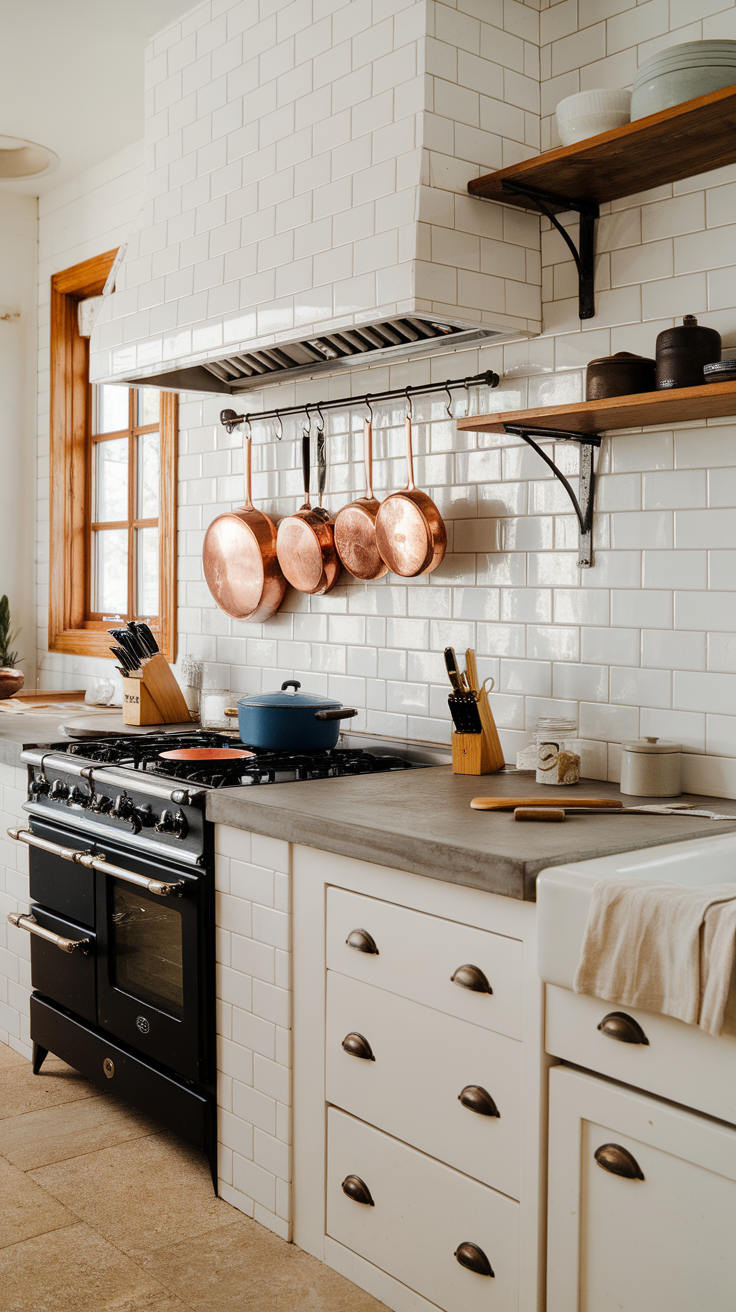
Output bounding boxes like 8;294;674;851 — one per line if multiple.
327;886;523;1040
327;971;522;1198
546;983;736;1126
548;1065;736;1312
327;1107;519;1312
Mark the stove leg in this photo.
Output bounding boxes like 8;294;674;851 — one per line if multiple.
32;1042;49;1074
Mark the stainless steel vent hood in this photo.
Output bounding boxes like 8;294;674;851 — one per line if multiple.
90;0;541;394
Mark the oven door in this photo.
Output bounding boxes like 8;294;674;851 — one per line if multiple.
96;845;207;1084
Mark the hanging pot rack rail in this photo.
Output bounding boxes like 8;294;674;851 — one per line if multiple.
219;370;500;434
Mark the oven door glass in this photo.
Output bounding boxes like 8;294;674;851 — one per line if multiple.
111;884;184;1020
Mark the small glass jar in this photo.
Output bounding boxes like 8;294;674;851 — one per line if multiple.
534;717;580;786
199;688;231;730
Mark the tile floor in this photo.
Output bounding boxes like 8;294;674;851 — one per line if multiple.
0;1039;387;1311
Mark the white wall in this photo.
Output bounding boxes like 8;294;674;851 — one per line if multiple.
0;192;37;683
37;0;736;798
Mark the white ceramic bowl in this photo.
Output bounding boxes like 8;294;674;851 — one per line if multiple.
556;88;631;146
631;40;736;120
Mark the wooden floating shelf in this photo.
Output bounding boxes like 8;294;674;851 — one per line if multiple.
469;85;736;211
456;380;736;436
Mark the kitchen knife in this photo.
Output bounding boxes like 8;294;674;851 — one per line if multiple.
123;623;149;661
109;630;141;667
127;621;158;659
110;644;137;672
138;621;159;654
444;647;462;692
512;804;734;822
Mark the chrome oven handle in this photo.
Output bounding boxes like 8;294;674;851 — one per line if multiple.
73;853;186;898
8;826;86;863
7;827;185;898
7;911;91;955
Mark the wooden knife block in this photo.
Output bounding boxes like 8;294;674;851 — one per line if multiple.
122;653;190;726
451;682;505;776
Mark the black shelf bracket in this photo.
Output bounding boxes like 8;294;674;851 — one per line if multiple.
502;180;599;320
503;425;601;568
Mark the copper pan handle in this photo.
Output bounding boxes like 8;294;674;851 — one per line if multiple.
364;418;374;500
404;413;415;491
243;429;254;512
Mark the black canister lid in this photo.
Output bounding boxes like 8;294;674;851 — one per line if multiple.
656;315;721;352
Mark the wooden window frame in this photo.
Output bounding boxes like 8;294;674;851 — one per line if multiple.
48;251;177;662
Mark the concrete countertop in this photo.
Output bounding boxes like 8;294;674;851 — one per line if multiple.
206;766;736;901
0;715;77;767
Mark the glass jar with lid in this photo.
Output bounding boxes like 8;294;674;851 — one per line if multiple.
534;717;580;786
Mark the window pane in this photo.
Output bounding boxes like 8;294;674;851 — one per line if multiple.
97;385;129;435
136;527;158;617
137;431;160;518
94;437;128;522
93;529;128;613
137;388;160;426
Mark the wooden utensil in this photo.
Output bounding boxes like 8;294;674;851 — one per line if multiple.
374;405;446;577
276;426;340;595
333;415;387;580
203;427;287;621
471;797;624;810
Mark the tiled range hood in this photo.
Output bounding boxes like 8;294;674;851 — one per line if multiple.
91;0;542;395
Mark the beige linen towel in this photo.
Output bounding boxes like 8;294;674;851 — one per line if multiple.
573;878;736;1037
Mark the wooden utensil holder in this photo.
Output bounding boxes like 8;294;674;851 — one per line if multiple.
122;653;190;726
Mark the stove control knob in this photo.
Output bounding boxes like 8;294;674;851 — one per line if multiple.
29;775;49;797
90;793;113;814
134;804;155;829
111;793;134;821
67;786;91;808
48;780;69;801
155;809;189;840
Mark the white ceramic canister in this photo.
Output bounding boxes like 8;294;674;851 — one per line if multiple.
620;737;682;797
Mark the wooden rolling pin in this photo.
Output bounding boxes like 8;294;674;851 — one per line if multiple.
470;797;624;811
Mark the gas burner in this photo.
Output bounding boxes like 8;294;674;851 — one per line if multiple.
56;732;422;787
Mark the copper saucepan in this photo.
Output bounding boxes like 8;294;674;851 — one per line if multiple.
276;426;340;595
374;402;447;577
202;427;287;621
333;413;388;581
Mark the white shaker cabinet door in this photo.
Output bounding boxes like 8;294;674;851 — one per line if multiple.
327;1107;519;1312
548;1065;736;1312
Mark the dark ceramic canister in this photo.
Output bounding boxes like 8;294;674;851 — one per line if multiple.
655;315;721;390
585;351;656;401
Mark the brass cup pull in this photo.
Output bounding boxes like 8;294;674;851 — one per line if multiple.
341;1174;374;1206
341;1032;375;1061
7;911;91;955
458;1085;500;1117
454;1242;494;1278
346;928;379;955
594;1143;645;1180
451;964;492;994
597;1011;649;1045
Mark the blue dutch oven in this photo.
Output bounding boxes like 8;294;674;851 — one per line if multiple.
235;680;357;751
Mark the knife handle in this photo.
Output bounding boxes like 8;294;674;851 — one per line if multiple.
444;647;461;691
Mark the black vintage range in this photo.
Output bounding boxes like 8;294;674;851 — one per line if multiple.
8;731;421;1189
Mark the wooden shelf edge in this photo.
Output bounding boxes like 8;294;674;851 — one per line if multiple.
456;381;736;435
469;84;736;210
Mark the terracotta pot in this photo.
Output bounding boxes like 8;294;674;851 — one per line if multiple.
0;668;24;699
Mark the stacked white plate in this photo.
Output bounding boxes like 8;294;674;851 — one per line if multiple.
631;40;736;120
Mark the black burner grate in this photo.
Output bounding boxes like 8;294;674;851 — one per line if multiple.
61;732;417;787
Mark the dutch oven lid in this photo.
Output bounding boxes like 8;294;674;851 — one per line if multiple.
238;679;341;710
588;351;654;367
622;736;682;754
